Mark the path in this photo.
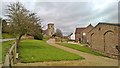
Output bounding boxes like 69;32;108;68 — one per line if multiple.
14;39;118;66
0;38;15;68
0;38;15;42
0;64;2;68
46;39;118;66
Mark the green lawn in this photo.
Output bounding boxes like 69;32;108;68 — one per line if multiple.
19;40;84;63
2;33;15;39
57;43;105;56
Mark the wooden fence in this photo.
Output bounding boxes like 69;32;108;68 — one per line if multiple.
2;42;17;68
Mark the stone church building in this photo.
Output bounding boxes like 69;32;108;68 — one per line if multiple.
87;23;119;56
43;23;54;37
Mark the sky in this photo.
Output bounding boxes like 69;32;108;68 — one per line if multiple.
0;0;119;36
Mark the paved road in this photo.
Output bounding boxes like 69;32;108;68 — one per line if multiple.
14;39;118;66
0;38;15;42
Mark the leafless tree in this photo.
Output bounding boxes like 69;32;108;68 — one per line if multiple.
6;2;42;46
55;29;63;38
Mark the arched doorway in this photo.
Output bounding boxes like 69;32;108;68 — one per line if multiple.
104;30;117;55
90;33;94;48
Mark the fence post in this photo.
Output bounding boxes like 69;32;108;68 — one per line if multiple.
2;42;18;68
13;42;17;64
3;53;10;68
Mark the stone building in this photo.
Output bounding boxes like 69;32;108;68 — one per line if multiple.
68;33;75;41
75;28;85;43
81;24;93;43
43;23;54;37
75;24;93;43
88;23;119;56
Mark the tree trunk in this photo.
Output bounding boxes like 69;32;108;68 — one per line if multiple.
16;34;23;53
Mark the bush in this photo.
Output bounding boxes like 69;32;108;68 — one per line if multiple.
34;33;43;40
55;37;62;42
2;33;15;39
43;36;50;41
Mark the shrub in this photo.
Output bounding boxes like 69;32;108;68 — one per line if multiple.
34;33;43;40
55;37;62;42
43;36;50;41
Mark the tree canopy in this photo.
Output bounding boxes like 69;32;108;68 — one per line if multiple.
55;29;63;38
6;2;42;45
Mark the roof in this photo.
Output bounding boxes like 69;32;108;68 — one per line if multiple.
97;22;120;26
88;22;120;33
43;29;47;34
87;24;93;28
75;28;85;34
82;24;94;32
48;23;54;25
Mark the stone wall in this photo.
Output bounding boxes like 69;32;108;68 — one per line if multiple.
88;23;119;56
82;24;93;43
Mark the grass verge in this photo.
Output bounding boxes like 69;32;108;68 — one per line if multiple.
57;43;105;57
2;41;14;62
19;40;84;63
2;33;15;39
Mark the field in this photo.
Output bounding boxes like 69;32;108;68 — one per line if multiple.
19;40;84;63
57;43;105;56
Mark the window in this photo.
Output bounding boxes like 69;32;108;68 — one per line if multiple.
99;27;101;30
83;33;86;36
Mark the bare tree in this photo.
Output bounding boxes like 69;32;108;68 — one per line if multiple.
55;29;63;38
6;2;42;46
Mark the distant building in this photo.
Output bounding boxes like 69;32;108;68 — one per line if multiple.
81;24;93;43
75;28;85;43
68;33;75;40
43;23;54;37
75;24;93;43
88;23;119;56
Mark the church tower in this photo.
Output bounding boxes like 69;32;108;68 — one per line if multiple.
47;23;54;36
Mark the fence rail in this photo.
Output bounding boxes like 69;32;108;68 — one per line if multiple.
2;42;17;68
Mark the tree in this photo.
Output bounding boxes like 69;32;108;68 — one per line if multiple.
55;29;63;38
6;2;42;46
0;18;8;33
1;19;8;33
0;18;2;34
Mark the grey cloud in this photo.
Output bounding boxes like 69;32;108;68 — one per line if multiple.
1;1;118;36
34;2;118;35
